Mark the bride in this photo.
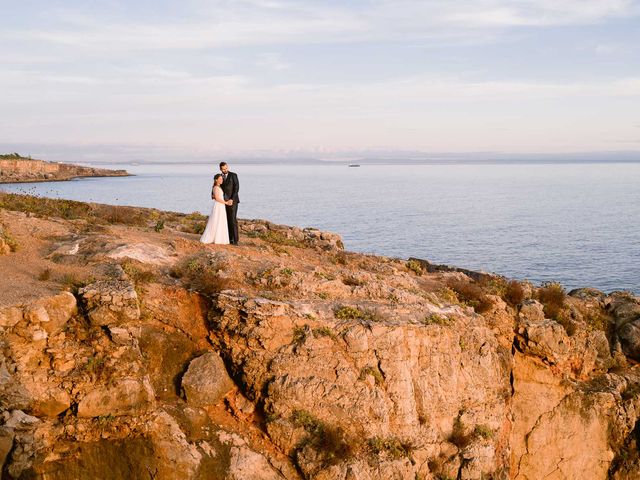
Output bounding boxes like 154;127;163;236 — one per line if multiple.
200;174;231;244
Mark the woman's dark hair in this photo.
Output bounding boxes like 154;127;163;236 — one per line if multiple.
214;173;223;183
219;161;228;168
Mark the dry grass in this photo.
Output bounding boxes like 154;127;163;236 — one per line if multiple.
448;417;473;449
121;260;156;285
422;313;453;326
330;251;348;265
503;280;525;306
246;229;307;248
366;436;413;459
446;279;493;313
0;227;19;252
38;268;52;281
406;259;424;276
537;282;566;320
342;275;365;287
291;410;354;467
334;305;382;322
0;192;209;234
169;253;227;296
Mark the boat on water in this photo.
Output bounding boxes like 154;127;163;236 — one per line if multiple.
348;164;361;167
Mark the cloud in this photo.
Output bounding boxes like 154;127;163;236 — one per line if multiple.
4;0;639;53
255;53;290;71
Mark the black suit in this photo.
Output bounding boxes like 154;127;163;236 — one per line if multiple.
220;171;239;244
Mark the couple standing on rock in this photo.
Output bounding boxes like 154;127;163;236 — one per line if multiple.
200;162;240;245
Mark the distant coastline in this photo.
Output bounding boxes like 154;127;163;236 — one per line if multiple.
0;153;130;184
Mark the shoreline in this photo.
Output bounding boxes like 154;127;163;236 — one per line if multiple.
0;156;130;184
0;172;132;185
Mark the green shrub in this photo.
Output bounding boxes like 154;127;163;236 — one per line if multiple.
422;313;453;326
437;287;459;304
292;325;308;345
334;305;380;321
121;261;156;284
313;326;336;339
291;410;354;467
473;424;493;439
314;271;336;281
406;259;423;276
0;152;27;159
0;228;19;252
367;436;413;459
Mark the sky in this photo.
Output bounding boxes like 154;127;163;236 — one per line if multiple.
1;0;640;160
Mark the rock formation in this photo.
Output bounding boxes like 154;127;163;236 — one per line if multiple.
0;155;129;183
0;194;638;479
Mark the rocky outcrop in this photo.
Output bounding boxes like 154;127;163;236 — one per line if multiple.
0;198;639;479
78;279;140;326
181;352;235;407
0;157;129;183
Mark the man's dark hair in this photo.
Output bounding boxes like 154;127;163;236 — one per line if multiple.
219;162;228;168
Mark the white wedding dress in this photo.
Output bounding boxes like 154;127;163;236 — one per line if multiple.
200;186;230;244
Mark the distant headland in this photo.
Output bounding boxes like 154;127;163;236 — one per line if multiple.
0;153;130;184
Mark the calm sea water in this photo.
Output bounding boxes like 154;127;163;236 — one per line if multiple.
2;162;639;294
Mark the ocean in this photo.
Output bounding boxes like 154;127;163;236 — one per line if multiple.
2;162;639;294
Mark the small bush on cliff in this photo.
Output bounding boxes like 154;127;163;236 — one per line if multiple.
38;268;52;281
312;326;336;339
446;279;493;313
291;410;354;467
406;259;423;276
367;436;413;459
503;280;526;306
170;253;226;296
330;251;348;265
342;275;365;286
422;313;453;326
473;424;493;440
292;325;309;345
537;282;566;320
334;305;381;322
121;260;156;285
437;286;459;304
0;227;18;252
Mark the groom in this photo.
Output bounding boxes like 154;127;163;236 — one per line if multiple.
219;162;240;245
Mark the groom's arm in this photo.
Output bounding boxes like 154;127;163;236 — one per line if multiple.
232;173;239;200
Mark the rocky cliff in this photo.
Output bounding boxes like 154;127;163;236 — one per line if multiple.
0;192;639;479
0;155;129;183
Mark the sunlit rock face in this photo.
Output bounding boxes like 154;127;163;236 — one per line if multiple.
0;197;639;479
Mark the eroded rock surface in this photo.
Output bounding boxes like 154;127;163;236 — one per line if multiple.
0;200;639;479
